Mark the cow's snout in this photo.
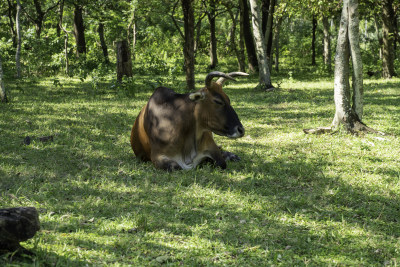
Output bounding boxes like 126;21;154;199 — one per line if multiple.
227;125;245;139
236;125;245;137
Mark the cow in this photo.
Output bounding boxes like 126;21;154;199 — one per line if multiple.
130;71;248;171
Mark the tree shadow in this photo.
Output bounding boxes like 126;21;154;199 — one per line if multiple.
1;76;399;265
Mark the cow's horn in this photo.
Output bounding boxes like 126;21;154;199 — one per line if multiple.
216;72;249;85
205;71;235;88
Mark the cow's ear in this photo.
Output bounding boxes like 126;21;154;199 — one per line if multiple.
189;92;205;102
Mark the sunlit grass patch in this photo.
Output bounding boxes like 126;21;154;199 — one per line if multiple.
1;75;400;265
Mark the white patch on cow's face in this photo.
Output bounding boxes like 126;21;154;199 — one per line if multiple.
227;132;241;138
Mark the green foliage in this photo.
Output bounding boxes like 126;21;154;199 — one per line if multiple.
1;75;400;266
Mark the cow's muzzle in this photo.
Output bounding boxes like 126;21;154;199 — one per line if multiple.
227;125;245;139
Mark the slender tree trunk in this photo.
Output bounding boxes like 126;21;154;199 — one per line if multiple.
181;0;195;91
208;0;218;69
227;8;245;72
59;0;69;74
15;0;21;78
263;0;275;69
98;23;109;64
274;16;283;72
194;18;202;53
127;8;136;60
239;0;258;72
261;0;270;34
322;16;332;72
73;5;86;56
6;0;17;47
304;0;385;135
238;10;246;72
249;0;273;90
332;0;364;130
0;57;8;103
393;13;398;57
33;0;45;38
348;1;363;119
311;16;317;66
374;15;383;60
381;0;396;78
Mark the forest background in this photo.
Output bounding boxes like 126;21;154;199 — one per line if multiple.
1;0;400;265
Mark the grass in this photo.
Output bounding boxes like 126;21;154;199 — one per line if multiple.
1;72;399;266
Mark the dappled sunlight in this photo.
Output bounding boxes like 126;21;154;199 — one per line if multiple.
1;76;400;265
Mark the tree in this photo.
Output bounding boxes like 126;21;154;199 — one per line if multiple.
239;0;258;72
224;2;246;72
6;0;17;47
249;0;273;90
206;0;218;69
262;0;276;69
0;57;8;103
304;0;385;135
23;0;60;39
15;0;22;78
116;40;133;82
73;4;86;56
98;23;109;64
381;0;396;78
311;16;317;65
322;15;332;72
181;0;195;91
59;0;70;74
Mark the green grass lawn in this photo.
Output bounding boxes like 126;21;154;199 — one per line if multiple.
1;73;399;266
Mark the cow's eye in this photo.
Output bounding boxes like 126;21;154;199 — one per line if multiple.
213;99;225;106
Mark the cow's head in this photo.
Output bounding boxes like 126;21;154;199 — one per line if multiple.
189;71;248;138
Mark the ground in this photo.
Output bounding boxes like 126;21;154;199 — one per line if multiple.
1;74;399;265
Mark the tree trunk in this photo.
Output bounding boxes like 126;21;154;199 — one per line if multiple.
332;0;364;130
0;57;8;103
33;0;45;38
194;18;202;53
249;0;273;90
381;0;396;78
181;0;195;91
59;0;69;74
274;16;283;72
127;8;136;60
227;7;245;72
116;40;133;82
15;0;21;78
322;16;332;72
239;0;258;72
261;0;270;34
208;0;218;69
305;0;385;135
73;5;86;56
98;23;109;64
238;10;246;72
6;0;17;47
263;0;275;69
311;16;317;66
374;15;383;60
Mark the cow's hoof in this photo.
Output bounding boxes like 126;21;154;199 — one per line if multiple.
222;151;241;162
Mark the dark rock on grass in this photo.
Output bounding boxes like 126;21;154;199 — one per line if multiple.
0;207;40;254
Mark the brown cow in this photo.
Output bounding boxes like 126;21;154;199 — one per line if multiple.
130;71;248;171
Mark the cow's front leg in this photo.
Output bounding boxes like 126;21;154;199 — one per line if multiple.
209;150;227;169
152;155;182;171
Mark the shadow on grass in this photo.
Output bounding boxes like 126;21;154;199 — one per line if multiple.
1;76;399;265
